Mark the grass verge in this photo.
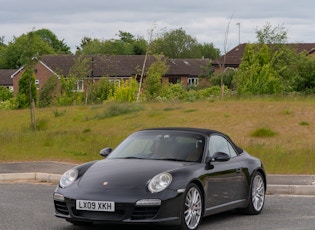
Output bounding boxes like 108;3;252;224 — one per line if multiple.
0;98;314;174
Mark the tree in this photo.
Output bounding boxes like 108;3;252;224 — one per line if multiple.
38;75;59;107
59;56;91;105
234;44;283;95
196;43;220;60
1;31;55;68
0;29;70;69
76;31;147;55
211;68;236;89
150;28;200;58
293;52;315;93
233;23;315;95
34;29;71;54
145;55;169;100
254;23;315;93
256;22;288;45
0;36;7;68
16;67;37;108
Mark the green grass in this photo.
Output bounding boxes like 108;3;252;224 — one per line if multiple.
1;97;315;174
251;127;277;137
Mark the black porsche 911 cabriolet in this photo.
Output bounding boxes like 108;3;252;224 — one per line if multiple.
54;127;266;230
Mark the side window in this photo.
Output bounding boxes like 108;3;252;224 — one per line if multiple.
208;135;237;158
227;142;238;157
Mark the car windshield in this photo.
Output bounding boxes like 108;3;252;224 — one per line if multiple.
107;130;205;162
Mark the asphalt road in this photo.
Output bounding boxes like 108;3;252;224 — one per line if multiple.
0;184;315;230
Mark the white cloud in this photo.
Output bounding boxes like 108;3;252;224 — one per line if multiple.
1;0;315;54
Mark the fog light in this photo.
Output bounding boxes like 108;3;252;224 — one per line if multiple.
53;193;65;201
136;199;161;206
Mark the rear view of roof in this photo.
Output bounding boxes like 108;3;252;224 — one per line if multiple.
0;69;16;86
39;55;209;78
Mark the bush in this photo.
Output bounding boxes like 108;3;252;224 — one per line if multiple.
0;87;13;101
0;98;18;110
199;86;222;98
38;76;58;107
112;77;138;102
95;103;143;119
87;78;115;104
159;83;185;100
17;67;37;108
251;127;277;137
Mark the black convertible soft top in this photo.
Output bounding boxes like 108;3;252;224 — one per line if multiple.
141;127;244;155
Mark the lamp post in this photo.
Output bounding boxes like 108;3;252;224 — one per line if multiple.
236;23;240;45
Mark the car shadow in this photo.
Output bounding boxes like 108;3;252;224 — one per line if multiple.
58;212;240;230
59;223;168;230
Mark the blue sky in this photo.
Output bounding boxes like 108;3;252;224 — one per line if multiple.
1;0;314;54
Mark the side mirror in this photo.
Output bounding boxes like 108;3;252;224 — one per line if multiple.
212;151;231;162
205;152;230;170
100;147;112;158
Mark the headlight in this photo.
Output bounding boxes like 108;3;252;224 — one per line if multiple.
148;172;172;193
59;168;78;188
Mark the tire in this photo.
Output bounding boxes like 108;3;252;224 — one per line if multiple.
179;183;203;230
244;171;265;215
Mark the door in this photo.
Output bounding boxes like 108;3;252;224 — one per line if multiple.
205;135;247;210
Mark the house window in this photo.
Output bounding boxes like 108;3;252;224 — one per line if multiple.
169;77;181;84
74;80;84;92
109;79;121;87
35;79;40;90
188;78;199;86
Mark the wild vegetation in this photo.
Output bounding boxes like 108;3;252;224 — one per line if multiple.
0;97;314;175
0;24;314;175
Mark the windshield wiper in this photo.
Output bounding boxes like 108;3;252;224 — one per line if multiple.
159;158;187;162
123;156;145;160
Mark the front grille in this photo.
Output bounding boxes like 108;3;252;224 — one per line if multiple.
72;208;124;220
54;201;69;215
131;206;160;220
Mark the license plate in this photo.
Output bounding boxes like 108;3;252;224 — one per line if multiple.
76;200;115;212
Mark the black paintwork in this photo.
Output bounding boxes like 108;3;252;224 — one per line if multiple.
54;128;266;227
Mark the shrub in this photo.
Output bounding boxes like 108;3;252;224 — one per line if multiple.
251;127;277;137
95;103;143;119
88;78;115;104
112;77;138;102
299;121;309;126
0;87;13;101
38;76;58;107
0;98;18;110
199;86;222;98
17;67;37;108
159;83;185;100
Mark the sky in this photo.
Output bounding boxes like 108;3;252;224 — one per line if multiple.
1;0;314;54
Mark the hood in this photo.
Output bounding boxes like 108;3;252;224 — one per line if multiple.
75;159;189;199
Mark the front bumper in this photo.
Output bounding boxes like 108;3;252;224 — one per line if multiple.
53;192;184;226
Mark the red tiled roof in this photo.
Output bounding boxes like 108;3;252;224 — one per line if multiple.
39;55;210;78
214;43;315;67
0;69;16;86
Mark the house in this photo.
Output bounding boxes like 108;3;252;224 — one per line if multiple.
213;43;315;71
0;69;15;90
10;55;210;95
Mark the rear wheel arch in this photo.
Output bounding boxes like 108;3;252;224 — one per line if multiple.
244;170;266;215
255;168;267;191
